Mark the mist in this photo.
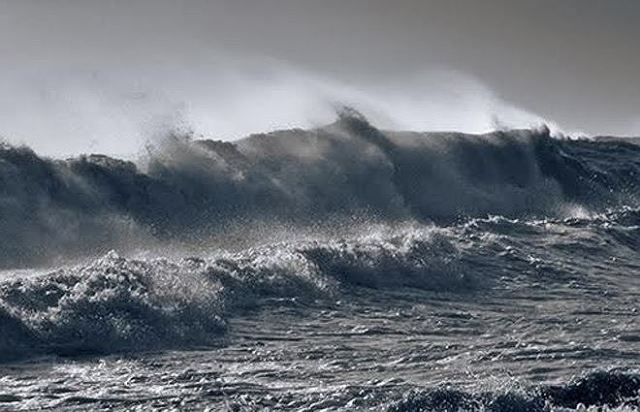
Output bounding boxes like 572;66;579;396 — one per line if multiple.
0;58;555;158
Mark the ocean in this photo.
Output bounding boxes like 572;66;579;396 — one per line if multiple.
0;113;639;410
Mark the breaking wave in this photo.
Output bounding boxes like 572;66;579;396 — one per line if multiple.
0;226;483;360
2;110;640;267
1;207;638;361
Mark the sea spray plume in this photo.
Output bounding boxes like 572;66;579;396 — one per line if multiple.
0;66;556;157
2;113;640;267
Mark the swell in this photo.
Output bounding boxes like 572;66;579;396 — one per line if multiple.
1;110;640;266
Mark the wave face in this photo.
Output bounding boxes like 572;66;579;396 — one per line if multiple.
2;112;640;267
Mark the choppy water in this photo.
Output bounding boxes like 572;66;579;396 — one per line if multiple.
1;113;639;410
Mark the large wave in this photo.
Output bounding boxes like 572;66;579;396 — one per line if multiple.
1;109;640;267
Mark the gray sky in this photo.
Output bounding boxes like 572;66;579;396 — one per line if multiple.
1;0;639;155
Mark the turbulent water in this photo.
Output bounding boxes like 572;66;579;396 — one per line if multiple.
1;112;640;411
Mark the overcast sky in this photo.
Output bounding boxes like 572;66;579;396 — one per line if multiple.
1;0;638;155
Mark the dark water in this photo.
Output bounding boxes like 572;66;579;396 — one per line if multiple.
0;114;639;410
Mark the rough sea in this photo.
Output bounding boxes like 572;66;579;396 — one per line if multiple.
0;112;639;411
